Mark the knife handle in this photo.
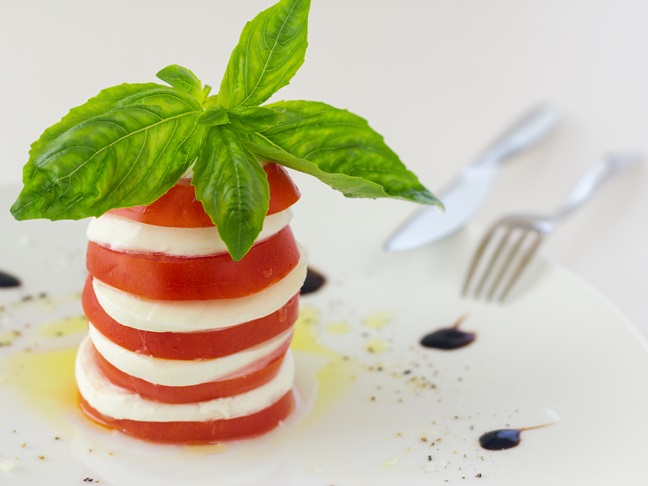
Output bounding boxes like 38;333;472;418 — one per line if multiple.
470;104;560;170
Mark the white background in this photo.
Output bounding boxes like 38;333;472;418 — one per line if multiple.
1;0;647;338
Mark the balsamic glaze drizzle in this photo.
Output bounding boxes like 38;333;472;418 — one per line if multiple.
300;267;326;295
420;314;475;350
0;271;21;288
479;429;522;450
479;423;551;451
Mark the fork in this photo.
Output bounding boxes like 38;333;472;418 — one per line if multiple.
461;152;640;302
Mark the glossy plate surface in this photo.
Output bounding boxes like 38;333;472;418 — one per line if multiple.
1;177;647;486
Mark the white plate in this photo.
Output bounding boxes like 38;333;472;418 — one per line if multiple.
1;176;647;486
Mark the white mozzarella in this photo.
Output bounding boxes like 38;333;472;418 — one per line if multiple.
86;209;293;257
92;251;307;333
76;336;295;422
88;323;293;386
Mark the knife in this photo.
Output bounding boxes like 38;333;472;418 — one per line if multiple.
384;104;560;252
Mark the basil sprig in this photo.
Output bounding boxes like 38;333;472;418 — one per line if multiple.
11;82;206;221
11;0;440;260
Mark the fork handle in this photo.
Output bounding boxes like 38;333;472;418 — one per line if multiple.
552;152;641;221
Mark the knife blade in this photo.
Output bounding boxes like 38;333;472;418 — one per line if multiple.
384;104;560;252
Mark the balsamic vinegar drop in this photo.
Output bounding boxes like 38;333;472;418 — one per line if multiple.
479;428;522;450
420;314;475;350
300;267;326;295
0;271;21;288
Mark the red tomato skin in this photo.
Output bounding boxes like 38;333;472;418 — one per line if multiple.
92;343;290;403
108;163;300;228
109;179;213;228
86;226;300;301
79;390;295;444
82;277;299;360
265;163;301;214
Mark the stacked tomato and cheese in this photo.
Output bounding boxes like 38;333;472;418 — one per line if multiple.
74;163;306;443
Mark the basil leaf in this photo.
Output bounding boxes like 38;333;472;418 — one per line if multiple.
157;64;206;103
11;84;205;221
29;83;159;155
246;100;441;206
196;105;230;126
228;106;282;133
217;0;310;109
193;126;269;261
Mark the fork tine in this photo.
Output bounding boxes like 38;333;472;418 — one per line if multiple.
474;225;514;298
461;225;499;296
497;231;543;302
485;228;529;301
463;222;544;302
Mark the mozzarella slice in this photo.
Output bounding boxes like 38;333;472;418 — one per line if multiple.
87;209;293;257
92;250;306;333
76;336;295;422
89;323;293;386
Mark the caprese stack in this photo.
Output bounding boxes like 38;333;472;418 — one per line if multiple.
74;163;307;443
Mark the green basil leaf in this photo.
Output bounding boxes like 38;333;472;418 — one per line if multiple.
29;83;159;155
11;84;205;221
193;126;269;261
196;105;230;126
246;100;441;206
217;0;311;109
228;106;282;133
157;64;206;103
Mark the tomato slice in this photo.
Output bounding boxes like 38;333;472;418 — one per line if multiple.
82;276;299;360
108;163;300;228
86;226;300;301
264;163;301;215
79;391;295;444
92;343;289;403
